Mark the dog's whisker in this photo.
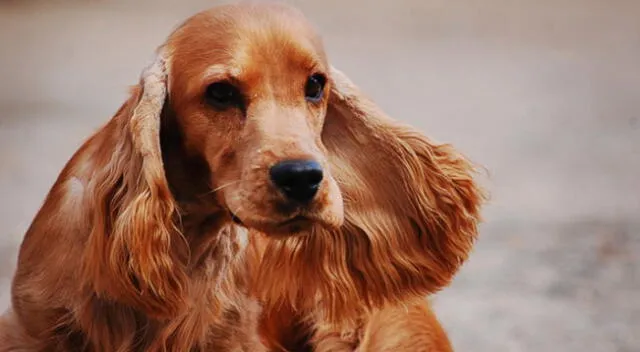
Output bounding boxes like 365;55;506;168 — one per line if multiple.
199;180;242;197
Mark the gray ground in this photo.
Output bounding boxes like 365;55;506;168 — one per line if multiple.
1;0;639;350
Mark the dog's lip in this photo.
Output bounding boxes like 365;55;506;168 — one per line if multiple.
279;215;310;226
228;211;311;230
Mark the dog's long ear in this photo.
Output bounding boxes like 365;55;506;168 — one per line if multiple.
256;66;485;326
82;54;187;318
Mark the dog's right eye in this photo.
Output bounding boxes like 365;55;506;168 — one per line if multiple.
305;73;326;102
205;81;242;109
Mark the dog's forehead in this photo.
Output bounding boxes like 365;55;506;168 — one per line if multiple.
165;4;327;96
167;3;323;57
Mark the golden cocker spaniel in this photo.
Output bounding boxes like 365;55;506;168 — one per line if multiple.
0;3;484;351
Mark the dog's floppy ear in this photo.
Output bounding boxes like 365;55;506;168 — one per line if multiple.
82;53;188;318
256;66;485;326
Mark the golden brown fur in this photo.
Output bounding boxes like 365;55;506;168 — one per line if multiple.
1;3;484;351
249;63;483;351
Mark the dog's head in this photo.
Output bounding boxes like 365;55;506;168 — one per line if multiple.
162;3;343;236
86;3;485;322
84;3;347;317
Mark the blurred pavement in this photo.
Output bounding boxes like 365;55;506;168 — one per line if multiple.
1;0;639;350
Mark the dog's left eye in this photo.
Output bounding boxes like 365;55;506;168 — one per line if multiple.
205;81;243;109
305;74;326;102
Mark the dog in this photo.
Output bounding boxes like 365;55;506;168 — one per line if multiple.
0;3;484;351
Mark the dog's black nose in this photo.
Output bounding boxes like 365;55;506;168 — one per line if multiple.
270;160;323;203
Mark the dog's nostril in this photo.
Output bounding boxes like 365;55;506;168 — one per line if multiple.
269;160;323;203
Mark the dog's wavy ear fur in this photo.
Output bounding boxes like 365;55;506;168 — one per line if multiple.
256;66;485;326
82;53;187;319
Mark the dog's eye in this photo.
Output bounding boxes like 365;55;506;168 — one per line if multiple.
205;81;242;109
305;74;326;102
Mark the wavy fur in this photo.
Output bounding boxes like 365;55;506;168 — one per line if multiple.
252;67;485;349
2;4;484;351
82;58;188;319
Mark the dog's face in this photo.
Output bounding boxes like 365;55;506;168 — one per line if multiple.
83;2;483;320
165;4;343;235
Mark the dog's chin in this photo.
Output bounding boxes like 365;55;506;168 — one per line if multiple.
266;216;315;238
231;213;336;238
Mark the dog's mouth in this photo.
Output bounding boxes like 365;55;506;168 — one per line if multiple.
280;215;309;226
277;215;313;234
229;211;313;235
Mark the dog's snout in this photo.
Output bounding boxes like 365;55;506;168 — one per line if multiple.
269;160;323;203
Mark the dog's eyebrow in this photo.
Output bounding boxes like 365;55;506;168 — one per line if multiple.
202;64;242;83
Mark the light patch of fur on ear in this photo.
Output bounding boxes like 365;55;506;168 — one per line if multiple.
65;177;85;203
129;56;168;159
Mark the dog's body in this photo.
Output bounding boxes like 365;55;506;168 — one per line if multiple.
1;3;483;351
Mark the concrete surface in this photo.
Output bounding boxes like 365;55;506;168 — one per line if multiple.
1;0;639;350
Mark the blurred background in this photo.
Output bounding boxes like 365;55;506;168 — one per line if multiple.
1;0;639;350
